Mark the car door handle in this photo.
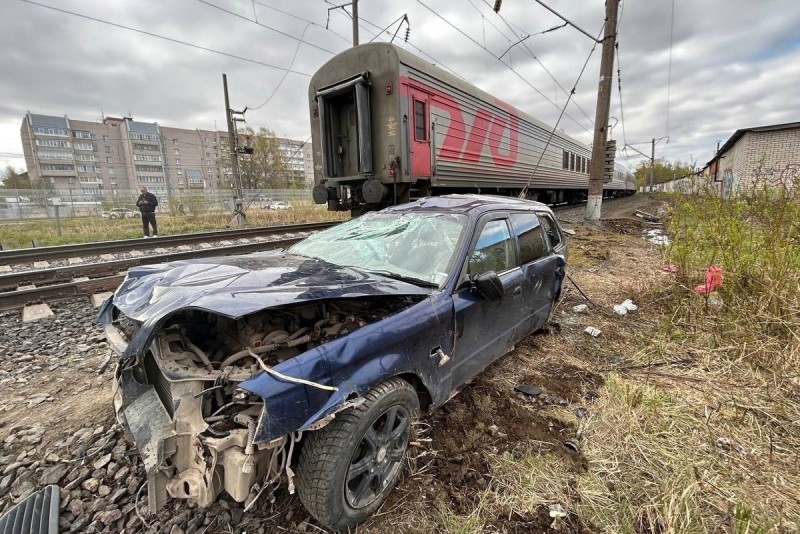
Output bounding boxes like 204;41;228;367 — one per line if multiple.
512;286;523;295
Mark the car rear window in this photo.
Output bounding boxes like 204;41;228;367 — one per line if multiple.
538;213;563;249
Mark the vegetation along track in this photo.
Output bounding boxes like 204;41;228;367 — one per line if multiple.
0;221;337;311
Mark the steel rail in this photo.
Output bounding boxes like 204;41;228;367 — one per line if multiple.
0;221;337;266
0;235;307;308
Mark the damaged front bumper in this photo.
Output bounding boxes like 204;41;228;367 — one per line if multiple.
111;339;289;513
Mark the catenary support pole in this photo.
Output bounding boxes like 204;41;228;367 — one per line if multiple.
586;0;619;221
352;0;359;46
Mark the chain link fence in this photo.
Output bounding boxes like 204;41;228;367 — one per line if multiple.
0;188;316;220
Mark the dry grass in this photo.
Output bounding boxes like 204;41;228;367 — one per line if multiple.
0;203;348;249
360;206;799;533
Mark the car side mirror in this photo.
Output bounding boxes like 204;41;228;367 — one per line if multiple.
473;271;504;301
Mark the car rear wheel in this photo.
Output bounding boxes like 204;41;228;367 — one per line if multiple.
296;378;419;531
109;214;119;219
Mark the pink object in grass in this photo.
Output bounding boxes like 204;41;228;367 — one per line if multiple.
662;264;678;273
694;266;723;294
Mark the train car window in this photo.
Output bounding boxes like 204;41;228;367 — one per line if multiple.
538;214;563;250
569;153;575;171
469;219;515;275
509;213;548;265
414;99;427;141
562;150;569;170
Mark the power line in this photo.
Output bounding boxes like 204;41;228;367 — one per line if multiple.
666;0;676;137
415;0;593;136
323;1;466;80
520;23;604;196
194;0;338;56
247;23;313;111
477;0;594;126
251;0;352;45
20;0;313;76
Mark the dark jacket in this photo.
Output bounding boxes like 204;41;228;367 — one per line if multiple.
136;192;158;213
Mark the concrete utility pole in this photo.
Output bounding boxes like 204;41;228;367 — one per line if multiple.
352;0;359;46
222;74;241;199
650;137;656;194
586;0;619;221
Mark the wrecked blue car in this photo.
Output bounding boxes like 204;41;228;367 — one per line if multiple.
98;194;567;530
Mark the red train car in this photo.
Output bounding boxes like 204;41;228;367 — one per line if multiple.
309;43;634;214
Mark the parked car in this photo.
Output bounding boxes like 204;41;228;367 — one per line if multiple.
102;208;140;219
98;195;567;531
262;200;292;210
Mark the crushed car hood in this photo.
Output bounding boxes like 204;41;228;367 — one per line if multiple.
111;251;432;322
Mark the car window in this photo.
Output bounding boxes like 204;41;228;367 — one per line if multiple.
509;213;549;265
538;213;563;249
468;219;515;275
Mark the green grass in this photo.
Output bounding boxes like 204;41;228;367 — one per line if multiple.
0;204;348;249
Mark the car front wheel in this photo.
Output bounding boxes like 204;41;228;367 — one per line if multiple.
296;378;419;531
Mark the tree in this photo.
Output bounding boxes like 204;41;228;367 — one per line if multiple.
0;165;30;189
238;127;288;190
634;159;696;188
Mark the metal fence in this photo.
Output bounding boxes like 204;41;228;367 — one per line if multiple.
0;188;316;220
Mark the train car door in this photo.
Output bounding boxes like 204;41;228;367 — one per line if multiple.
408;88;431;178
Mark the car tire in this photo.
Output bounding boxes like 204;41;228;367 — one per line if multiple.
109;214;118;219
296;378;419;531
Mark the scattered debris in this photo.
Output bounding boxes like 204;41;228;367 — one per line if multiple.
548;503;567;518
514;384;543;397
572;304;589;313
586;267;599;273
707;293;724;309
563;439;581;453
645;228;670;245
562;228;576;236
487;424;500;436
613;304;628;315
613;299;638;315
694;266;723;294
574;407;589;419
715;437;747;455
584;326;601;337
633;210;660;222
662;264;677;273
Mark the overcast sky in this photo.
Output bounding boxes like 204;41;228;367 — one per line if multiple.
1;0;798;173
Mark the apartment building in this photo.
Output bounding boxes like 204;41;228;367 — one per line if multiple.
21;112;309;196
276;137;312;188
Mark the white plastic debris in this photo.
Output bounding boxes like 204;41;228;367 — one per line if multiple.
621;299;638;311
584;326;601;337
548;504;567;518
572;304;589;313
612;304;628;315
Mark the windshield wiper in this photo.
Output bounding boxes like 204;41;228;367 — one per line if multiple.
357;269;439;288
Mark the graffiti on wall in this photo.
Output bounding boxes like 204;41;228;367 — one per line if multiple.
763;163;799;192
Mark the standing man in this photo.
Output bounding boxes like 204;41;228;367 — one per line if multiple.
136;186;159;238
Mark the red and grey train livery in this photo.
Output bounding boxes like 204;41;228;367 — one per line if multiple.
309;43;635;214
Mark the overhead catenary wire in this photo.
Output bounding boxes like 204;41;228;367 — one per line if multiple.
520;23;604;197
194;0;338;56
477;0;595;127
247;22;313;111
252;0;352;45
20;0;313;76
415;0;594;137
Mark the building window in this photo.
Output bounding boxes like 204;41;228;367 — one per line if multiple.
105;146;111;153
34;127;68;136
106;157;113;163
76;154;97;162
77;165;97;173
130;132;160;141
108;168;115;175
73;131;92;139
173;139;178;145
37;151;73;160
103;135;109;142
176;169;182;175
133;154;162;162
42;163;74;171
74;142;93;151
35;139;70;148
176;158;181;165
133;143;159;152
174;148;180;155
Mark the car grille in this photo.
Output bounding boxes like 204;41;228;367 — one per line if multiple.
144;351;174;418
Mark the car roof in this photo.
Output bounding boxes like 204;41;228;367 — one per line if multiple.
383;194;552;215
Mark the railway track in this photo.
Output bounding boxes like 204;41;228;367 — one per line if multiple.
0;222;337;312
0;221;337;266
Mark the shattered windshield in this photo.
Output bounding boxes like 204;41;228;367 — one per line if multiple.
288;212;467;288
